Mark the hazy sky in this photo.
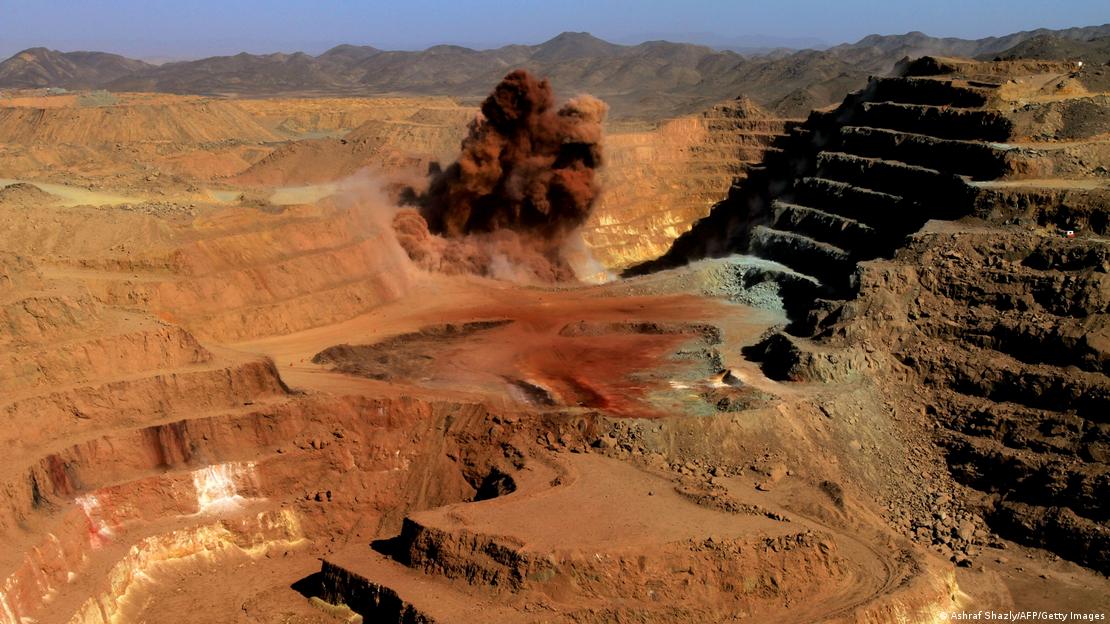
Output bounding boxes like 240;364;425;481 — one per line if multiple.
2;0;1106;60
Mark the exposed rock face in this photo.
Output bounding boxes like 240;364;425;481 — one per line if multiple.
881;231;1108;571
0;97;279;144
0;92;480;196
230;102;476;187
584;98;799;270
0;231;520;623
636;56;1109;572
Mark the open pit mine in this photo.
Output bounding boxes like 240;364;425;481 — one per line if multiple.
0;42;1108;624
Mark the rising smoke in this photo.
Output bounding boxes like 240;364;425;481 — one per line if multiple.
396;70;608;282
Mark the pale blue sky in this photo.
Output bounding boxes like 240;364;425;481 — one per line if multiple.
1;0;1106;59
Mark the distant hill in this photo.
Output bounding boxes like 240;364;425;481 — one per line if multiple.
830;24;1110;72
529;32;625;61
317;44;383;63
0;47;151;89
109;51;351;94
983;33;1110;64
2;25;1107;119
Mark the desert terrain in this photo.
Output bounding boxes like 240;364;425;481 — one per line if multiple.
0;25;1108;624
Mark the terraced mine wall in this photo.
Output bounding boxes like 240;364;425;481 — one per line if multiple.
631;56;1110;573
319;560;435;623
0;324;525;624
585;99;800;270
0;198;508;622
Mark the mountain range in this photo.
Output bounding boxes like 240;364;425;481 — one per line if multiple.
1;25;1107;119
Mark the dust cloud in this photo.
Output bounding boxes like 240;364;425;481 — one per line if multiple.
397;70;608;283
